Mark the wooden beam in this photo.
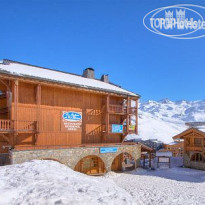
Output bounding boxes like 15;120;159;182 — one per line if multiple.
106;95;110;133
0;134;9;142
0;79;11;91
13;80;18;145
126;97;130;134
36;84;41;133
135;99;138;135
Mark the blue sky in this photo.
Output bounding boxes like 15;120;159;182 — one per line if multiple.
0;0;205;101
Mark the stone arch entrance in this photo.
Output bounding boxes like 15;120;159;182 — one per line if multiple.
111;152;135;172
74;155;106;175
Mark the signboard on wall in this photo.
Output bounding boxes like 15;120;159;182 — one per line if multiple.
158;157;170;163
111;124;123;133
61;111;82;131
100;147;118;154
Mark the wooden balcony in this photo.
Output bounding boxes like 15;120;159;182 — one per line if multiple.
108;104;137;115
0;107;8;114
109;104;126;114
0;119;38;133
129;107;137;115
0;93;6;99
0;120;14;133
186;145;204;152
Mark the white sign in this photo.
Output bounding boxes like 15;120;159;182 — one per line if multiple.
159;157;170;163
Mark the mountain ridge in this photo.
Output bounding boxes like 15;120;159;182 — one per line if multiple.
138;99;205;143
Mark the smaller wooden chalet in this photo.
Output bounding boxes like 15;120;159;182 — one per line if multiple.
0;59;141;175
161;141;184;157
173;127;205;171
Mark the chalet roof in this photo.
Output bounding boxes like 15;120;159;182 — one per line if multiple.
0;59;139;97
138;142;155;153
173;127;205;140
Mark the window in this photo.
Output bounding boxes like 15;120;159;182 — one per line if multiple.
191;153;204;162
194;138;202;146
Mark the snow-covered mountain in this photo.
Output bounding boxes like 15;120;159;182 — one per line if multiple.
138;99;205;143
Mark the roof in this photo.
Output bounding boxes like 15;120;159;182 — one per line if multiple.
173;127;205;140
156;151;172;157
0;59;139;97
139;143;155;153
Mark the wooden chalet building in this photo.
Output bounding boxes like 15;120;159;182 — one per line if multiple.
0;59;141;175
160;141;184;157
173;127;205;171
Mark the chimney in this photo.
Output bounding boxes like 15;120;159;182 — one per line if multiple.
83;68;95;79
101;74;109;83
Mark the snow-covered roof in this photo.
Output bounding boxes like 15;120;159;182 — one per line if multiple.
168;141;179;145
0;59;139;97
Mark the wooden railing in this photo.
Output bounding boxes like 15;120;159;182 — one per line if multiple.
18;121;37;132
129;107;137;115
0;120;14;132
108;104;137;115
109;104;126;114
0;119;37;133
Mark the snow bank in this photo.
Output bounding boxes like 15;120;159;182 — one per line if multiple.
0;160;132;205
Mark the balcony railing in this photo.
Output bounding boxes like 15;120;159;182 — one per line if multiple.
109;104;137;115
109;104;126;114
0;119;38;133
18;121;38;132
129;107;137;115
0;120;14;132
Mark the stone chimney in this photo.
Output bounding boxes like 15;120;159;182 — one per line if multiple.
101;74;109;83
83;68;95;79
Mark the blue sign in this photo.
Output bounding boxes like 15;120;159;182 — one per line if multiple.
63;112;82;122
100;147;118;154
112;124;123;133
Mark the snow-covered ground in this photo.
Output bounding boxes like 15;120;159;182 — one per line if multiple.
0;160;131;205
138;99;205;143
1;159;205;205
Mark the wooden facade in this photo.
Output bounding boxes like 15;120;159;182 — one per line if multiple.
0;62;139;156
173;128;205;170
160;141;184;157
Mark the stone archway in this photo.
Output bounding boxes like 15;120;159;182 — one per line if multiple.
74;155;106;175
111;152;136;172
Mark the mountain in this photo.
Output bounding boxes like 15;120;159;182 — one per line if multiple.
138;99;205;143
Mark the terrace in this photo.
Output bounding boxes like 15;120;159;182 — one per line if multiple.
0;119;38;133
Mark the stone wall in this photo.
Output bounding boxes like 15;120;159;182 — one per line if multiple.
10;144;141;172
0;153;10;166
184;152;205;171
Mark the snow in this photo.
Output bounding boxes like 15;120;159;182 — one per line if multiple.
106;158;205;205
0;61;138;97
124;133;140;141
1;159;205;205
0;160;131;205
138;99;205;143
